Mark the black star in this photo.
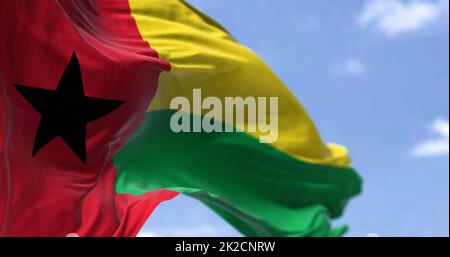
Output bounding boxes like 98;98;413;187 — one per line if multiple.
14;52;123;164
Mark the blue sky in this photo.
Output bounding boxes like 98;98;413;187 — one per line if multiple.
139;0;449;237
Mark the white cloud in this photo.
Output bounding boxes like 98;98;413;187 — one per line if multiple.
432;119;450;138
343;59;366;76
330;58;366;77
137;231;160;237
359;0;449;37
412;119;449;158
137;225;222;237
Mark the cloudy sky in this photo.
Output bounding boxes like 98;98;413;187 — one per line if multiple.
139;0;449;237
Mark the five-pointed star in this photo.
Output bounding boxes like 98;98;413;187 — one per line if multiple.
14;53;123;164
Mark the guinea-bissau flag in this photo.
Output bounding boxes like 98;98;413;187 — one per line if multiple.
0;0;362;237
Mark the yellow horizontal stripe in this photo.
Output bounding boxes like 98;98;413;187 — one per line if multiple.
129;0;351;167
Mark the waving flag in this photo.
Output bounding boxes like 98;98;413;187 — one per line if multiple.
0;0;361;237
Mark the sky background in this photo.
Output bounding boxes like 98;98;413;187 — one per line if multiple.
139;0;449;237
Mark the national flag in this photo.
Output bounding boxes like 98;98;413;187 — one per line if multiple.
0;0;361;237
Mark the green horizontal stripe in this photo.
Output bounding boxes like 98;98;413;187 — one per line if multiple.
113;110;362;237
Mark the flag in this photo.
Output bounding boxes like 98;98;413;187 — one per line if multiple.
0;0;362;237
